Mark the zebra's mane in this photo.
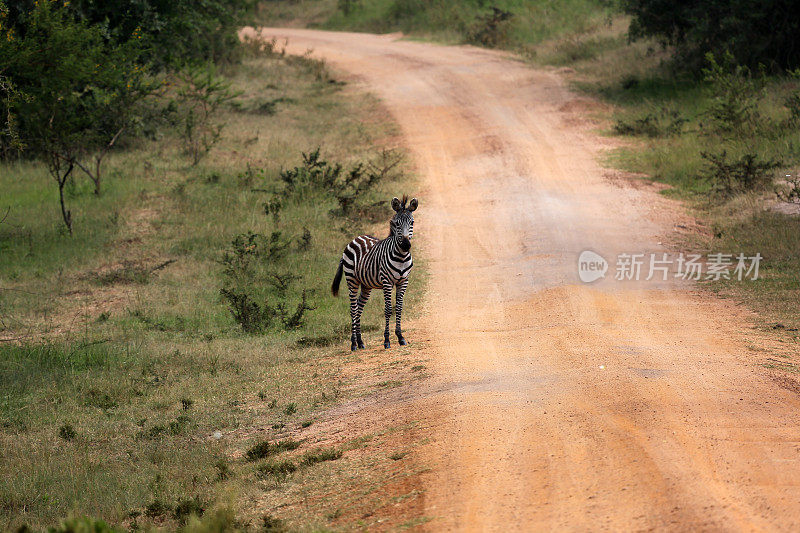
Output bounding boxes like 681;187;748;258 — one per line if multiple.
400;194;408;208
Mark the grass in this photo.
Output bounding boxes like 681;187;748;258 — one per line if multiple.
257;0;614;49
0;40;425;530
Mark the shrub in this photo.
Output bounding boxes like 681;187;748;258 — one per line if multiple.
3;0;255;70
48;516;120;533
173;496;205;524
220;232;316;333
466;7;513;48
58;424;77;441
701;52;765;135
173;66;238;165
299;447;343;466
700;150;781;199
245;439;300;461
257;460;297;480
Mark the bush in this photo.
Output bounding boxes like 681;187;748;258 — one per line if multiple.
219;232;316;333
2;0;254;70
701;150;781;199
623;0;800;72
701;52;765;134
466;7;513;48
173;66;239;165
245;439;300;461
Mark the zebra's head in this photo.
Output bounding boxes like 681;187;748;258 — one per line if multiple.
390;196;418;252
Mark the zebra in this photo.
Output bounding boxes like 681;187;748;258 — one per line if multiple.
331;196;418;351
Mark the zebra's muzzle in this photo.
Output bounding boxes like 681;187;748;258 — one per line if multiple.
399;237;411;251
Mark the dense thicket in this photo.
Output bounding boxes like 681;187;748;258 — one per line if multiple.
2;0;254;68
623;0;800;71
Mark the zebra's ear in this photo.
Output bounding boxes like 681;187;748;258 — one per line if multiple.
391;197;402;212
408;198;418;212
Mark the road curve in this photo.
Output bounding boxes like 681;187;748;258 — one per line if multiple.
250;28;800;531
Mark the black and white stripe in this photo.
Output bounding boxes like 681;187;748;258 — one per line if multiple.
331;196;418;351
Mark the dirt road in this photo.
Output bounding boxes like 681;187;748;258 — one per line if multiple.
251;28;800;530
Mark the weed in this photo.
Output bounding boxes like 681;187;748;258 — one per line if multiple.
145;500;171;519
613;109;686;137
58;424;77;441
283;403;297;416
245;439;300;462
257;460;297;480
173;496;205;524
181;398;194;411
168;414;191;435
300;447;343;466
215;459;232;481
84;389;118;410
301;420;313;428
389;452;407;461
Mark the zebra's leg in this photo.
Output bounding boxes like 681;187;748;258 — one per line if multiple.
355;287;371;349
395;277;409;345
347;278;360;352
382;280;393;349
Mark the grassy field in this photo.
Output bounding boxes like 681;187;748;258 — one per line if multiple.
0;40;427;530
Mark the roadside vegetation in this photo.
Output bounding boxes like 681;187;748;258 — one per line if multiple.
1;2;426;530
259;0;800;333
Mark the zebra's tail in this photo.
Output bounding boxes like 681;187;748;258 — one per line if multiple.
331;259;344;297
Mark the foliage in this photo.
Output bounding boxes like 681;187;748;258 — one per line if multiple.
245;439;301;461
1;0;255;69
623;0;800;71
0;0;153;232
701;52;765;134
700;150;781;199
220;231;317;333
47;516;120;533
466;7;513;48
174;66;239;165
613;109;686;137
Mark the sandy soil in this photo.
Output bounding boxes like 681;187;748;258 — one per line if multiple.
248;28;800;531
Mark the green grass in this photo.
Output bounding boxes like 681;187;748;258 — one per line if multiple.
258;0;614;49
0;42;423;531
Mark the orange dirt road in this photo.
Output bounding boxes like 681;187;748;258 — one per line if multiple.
250;28;800;531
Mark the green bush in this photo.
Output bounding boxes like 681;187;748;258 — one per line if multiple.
2;0;254;69
700;150;781;199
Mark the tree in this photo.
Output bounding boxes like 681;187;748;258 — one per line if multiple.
0;1;151;232
623;0;800;72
